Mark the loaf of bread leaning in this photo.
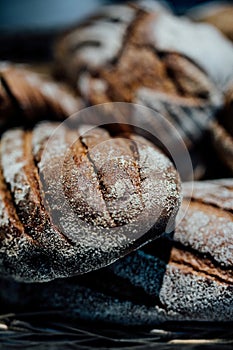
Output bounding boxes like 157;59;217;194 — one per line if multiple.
0;121;180;282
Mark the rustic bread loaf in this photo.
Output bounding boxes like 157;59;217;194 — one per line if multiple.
0;62;83;131
53;2;233;179
54;2;233;151
0;121;180;282
1;179;232;324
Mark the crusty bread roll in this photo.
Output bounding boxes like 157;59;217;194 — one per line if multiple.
0;121;180;282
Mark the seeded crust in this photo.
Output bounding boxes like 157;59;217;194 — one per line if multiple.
53;2;233;159
0;62;83;131
1;179;232;324
210;86;233;173
0;122;180;282
187;2;233;42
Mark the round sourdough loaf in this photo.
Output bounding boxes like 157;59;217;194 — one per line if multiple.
0;121;180;282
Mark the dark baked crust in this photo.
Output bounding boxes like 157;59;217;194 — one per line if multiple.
1;179;232;324
0;62;83;131
0;122;180;282
53;3;233;154
53;2;233;180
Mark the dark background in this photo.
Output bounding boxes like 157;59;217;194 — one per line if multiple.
0;0;232;62
0;0;233;31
